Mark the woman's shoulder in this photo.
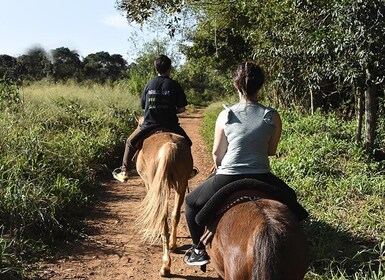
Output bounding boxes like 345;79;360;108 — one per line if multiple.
217;108;229;120
214;105;232;126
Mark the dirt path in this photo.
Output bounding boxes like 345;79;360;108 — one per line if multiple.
36;109;220;280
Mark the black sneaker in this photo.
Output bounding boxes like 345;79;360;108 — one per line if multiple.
185;248;210;266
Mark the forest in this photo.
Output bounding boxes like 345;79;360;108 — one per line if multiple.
0;48;128;84
0;0;384;279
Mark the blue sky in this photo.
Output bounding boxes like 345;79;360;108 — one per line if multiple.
0;0;157;61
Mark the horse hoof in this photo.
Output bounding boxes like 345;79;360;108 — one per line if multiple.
160;267;171;277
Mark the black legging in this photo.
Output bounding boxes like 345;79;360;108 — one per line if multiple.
185;172;297;248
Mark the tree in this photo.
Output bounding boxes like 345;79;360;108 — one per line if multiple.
17;47;51;81
83;51;127;83
0;55;18;81
182;1;253;73
108;54;128;81
51;47;81;82
270;1;385;153
116;0;184;23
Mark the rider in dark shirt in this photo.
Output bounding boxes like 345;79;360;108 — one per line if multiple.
141;75;186;127
113;55;192;182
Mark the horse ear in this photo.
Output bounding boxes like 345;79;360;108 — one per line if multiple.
133;111;141;122
133;111;144;126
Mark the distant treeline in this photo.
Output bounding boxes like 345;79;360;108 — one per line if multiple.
0;46;130;84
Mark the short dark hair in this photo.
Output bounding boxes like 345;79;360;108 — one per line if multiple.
233;61;265;96
154;54;171;74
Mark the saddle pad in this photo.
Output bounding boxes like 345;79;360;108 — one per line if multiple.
195;178;308;226
215;189;271;216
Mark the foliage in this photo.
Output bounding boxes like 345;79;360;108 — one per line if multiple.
115;0;189;35
115;0;182;23
118;0;385;113
201;103;385;279
175;63;232;106
182;1;256;73
51;47;82;82
117;0;385;153
0;81;140;278
1;47;129;85
0;78;21;109
83;51;128;84
16;47;51;81
0;55;18;82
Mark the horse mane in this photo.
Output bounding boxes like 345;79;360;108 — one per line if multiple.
252;200;288;280
136;141;178;244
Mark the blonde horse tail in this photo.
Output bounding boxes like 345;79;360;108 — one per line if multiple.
136;142;177;244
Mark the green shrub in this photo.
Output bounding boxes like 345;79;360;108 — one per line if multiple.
0;78;20;109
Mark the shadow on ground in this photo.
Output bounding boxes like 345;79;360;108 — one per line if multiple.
304;218;382;277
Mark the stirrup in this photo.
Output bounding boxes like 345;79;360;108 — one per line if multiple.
112;168;128;182
183;246;195;264
189;167;199;179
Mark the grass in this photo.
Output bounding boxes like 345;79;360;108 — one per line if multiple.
0;80;140;278
201;103;385;279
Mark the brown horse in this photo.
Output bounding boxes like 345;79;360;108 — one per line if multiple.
206;196;309;280
135;124;193;276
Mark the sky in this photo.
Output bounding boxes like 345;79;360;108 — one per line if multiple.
0;0;160;62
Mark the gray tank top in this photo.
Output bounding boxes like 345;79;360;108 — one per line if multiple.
216;102;276;175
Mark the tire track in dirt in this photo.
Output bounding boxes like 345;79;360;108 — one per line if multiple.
35;109;219;280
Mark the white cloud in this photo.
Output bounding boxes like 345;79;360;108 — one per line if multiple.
101;15;131;29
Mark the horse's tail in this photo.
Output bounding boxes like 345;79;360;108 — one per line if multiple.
251;203;285;280
136;141;177;244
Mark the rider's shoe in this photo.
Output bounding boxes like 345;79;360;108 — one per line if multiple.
184;247;210;266
112;168;129;182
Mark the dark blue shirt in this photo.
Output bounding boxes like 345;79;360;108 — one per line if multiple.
141;75;187;128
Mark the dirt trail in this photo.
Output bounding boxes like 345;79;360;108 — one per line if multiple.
36;109;220;280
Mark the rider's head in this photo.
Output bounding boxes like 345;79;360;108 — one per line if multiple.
154;55;172;75
233;61;265;98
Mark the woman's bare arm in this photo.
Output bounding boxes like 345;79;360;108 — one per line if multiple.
268;111;282;156
212;110;228;167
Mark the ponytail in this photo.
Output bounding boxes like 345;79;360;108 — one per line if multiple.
234;61;265;97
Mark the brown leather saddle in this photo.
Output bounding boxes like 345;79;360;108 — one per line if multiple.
131;127;175;163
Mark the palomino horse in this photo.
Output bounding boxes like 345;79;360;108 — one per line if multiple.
135;120;193;276
203;180;309;280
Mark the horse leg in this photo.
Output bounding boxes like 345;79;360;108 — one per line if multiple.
169;187;185;251
160;218;171;277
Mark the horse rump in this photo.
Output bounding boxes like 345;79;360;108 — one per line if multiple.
251;199;308;280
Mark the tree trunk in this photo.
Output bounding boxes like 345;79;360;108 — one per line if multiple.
310;88;314;115
364;82;377;154
356;87;364;144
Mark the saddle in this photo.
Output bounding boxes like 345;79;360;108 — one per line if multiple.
130;127;177;164
196;178;309;245
132;125;179;150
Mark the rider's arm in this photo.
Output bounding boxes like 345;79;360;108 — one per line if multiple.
267;111;282;156
212;110;228;167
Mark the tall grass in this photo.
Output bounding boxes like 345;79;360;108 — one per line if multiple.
201;103;385;279
0;80;140;278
